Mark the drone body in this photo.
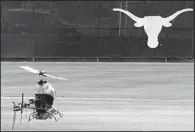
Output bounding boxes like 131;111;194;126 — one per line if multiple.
12;66;68;130
35;80;56;98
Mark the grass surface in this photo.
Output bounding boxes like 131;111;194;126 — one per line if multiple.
1;62;194;131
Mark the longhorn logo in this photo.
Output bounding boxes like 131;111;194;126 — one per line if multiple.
113;8;193;48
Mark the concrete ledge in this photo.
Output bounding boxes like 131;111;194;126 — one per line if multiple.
1;57;194;63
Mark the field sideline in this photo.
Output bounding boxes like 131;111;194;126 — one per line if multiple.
1;62;194;131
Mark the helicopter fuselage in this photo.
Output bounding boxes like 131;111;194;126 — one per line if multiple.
35;80;56;99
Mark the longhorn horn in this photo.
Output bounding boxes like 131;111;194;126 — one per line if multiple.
113;8;143;22
165;8;193;21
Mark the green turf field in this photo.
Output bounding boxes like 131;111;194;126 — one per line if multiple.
1;62;194;131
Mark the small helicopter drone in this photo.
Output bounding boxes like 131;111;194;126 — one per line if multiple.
12;66;68;130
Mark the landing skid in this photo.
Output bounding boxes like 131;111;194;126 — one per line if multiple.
28;108;63;122
12;93;63;130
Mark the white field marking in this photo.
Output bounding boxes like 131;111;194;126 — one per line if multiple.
16;62;193;65
1;111;129;116
1;110;193;116
1;101;194;109
1;96;193;101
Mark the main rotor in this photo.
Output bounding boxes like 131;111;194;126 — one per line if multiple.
19;66;68;81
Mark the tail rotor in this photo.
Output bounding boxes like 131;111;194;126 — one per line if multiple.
12;93;24;130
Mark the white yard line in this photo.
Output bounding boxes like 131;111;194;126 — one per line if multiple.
1;96;193;101
1;110;193;116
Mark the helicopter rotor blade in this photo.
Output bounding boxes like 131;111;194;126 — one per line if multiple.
19;66;68;80
44;73;68;81
19;66;39;74
12;101;17;130
20;93;24;124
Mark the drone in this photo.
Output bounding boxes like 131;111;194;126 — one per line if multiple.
12;66;68;130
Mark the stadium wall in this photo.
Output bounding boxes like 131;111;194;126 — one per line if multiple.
1;1;194;62
1;33;194;62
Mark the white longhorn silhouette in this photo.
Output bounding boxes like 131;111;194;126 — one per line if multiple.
113;8;193;48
